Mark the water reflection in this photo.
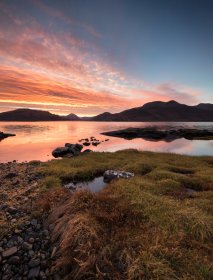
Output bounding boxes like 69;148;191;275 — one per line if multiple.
2;124;52;133
0;121;212;162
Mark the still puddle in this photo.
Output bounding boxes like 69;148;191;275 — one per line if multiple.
64;176;107;192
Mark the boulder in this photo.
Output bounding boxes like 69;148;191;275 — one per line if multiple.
65;143;83;151
103;170;134;182
52;147;69;158
52;143;83;158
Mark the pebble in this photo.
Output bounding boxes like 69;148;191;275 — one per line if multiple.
8;255;20;264
28;237;35;244
28;258;40;268
22;242;33;250
28;266;40;278
7;207;17;214
2;247;18;258
0;162;57;279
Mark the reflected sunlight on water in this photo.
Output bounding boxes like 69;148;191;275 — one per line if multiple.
0;121;212;162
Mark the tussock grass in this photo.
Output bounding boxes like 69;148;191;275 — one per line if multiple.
38;150;213;279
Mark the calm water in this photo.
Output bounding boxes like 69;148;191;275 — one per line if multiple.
0;121;213;162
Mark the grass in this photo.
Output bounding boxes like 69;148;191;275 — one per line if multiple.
37;150;213;279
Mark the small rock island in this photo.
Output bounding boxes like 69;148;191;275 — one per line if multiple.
0;132;16;141
102;127;213;142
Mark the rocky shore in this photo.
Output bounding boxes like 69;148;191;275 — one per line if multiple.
102;127;213;141
0;161;58;280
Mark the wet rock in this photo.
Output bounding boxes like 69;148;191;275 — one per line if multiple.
65;143;83;151
92;141;100;146
52;143;83;158
103;170;134;182
83;142;90;146
52;147;69;158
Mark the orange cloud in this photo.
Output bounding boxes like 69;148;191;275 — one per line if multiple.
0;2;201;116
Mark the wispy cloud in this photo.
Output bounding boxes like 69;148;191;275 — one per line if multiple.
0;0;201;115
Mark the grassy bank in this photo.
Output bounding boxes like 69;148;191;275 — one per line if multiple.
38;150;213;279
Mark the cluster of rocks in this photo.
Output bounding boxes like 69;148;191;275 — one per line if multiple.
0;132;16;141
0;161;59;279
103;170;135;182
52;143;92;158
0;219;56;280
79;136;109;147
52;136;110;158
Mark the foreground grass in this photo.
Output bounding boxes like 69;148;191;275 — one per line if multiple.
38;150;213;279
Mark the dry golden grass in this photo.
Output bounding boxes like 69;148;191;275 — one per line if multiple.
37;150;213;279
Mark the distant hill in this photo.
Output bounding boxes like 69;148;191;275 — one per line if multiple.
0;109;79;121
66;113;81;120
92;100;213;122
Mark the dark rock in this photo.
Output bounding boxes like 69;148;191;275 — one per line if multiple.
4;172;17;179
83;142;90;146
28;266;40;279
83;149;92;153
65;143;83;151
52;147;69;158
28;237;35;244
31;219;38;226
52;143;83;158
8;256;20;264
92;141;100;146
28;258;40;268
22;242;33;250
0;132;16;141
2;247;18;258
0;204;8;210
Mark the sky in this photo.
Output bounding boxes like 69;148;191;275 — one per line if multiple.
0;0;212;116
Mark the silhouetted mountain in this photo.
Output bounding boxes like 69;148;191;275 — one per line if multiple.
92;112;116;121
0;101;212;121
0;109;70;121
66;113;80;120
92;100;213;122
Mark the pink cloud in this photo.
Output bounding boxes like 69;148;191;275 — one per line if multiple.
0;2;202;115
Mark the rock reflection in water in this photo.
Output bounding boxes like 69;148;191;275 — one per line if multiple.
64;176;107;193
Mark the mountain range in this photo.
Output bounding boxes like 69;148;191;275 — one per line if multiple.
0;101;212;122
